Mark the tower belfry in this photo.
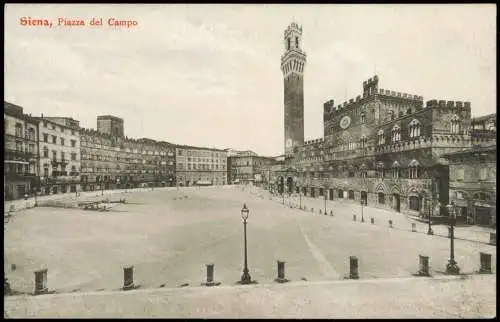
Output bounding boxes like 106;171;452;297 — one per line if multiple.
281;22;307;156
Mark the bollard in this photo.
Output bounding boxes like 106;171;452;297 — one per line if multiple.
330;210;333;216
448;227;452;238
389;220;393;228
412;223;417;232
370;217;374;225
203;263;219;286
320;209;322;214
353;214;356;222
34;269;48;295
418;255;430;276
123;266;135;290
479;253;492;274
275;261;289;283
489;233;496;245
349;256;359;279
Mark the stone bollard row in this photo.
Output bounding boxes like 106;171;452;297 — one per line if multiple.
40;252;494;292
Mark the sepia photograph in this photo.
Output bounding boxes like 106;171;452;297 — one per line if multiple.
4;3;496;318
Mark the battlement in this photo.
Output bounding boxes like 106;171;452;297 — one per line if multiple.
323;99;335;113
304;138;324;146
284;22;303;37
425;100;471;109
378;88;423;101
363;75;379;97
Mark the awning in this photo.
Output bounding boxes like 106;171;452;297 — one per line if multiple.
4;160;29;165
474;202;493;208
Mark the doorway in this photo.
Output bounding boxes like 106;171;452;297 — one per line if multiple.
393;194;401;212
286;177;293;194
329;189;334;200
361;191;368;205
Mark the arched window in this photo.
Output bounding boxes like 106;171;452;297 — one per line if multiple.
409;159;419;179
392;125;401;142
377;129;385;145
360;112;366;124
487;121;496;132
360;135;367;148
377;162;384;178
295;36;299;48
15;123;23;137
287;38;291;50
389;110;395;121
450;115;461;134
360;163;368;178
409;119;421;138
392;161;400;179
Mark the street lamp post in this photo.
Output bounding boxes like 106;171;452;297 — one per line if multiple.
445;202;460;275
324;191;327;214
240;204;252;284
427;199;434;235
33;185;38;207
299;192;302;209
361;199;365;222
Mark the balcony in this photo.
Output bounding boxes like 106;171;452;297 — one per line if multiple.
52;171;68;177
4;149;36;161
51;158;68;166
5;171;37;181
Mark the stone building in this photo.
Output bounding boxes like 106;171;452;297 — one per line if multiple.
97;115;124;137
228;150;276;185
80;118;176;191
276;22;482;218
440;114;496;226
4;102;39;200
175;145;227;186
36;115;81;195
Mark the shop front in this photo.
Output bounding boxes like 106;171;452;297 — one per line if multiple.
473;202;495;227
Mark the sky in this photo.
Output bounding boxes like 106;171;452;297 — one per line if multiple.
4;4;496;156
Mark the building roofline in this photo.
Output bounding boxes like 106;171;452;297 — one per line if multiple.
441;146;497;158
175;144;227;152
471;113;496;123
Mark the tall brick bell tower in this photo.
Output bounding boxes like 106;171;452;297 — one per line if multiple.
281;22;306;157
